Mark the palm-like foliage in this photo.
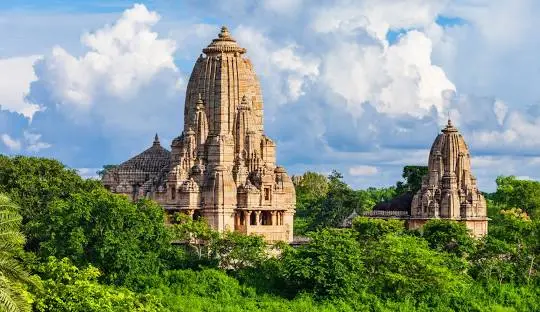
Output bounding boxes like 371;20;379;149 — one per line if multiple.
0;194;32;312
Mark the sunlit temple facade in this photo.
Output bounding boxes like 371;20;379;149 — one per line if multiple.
409;119;488;237
360;119;488;237
102;26;296;242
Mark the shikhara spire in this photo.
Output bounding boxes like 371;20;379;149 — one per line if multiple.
410;121;488;236
102;26;296;242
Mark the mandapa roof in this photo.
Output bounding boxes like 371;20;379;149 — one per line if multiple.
115;134;171;173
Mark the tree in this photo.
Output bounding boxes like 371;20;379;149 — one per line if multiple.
27;188;172;286
32;257;162;312
305;171;362;230
281;228;366;298
352;217;405;242
362;234;471;307
294;172;328;234
422;220;476;257
493;176;540;218
0;194;35;312
0;156;99;251
470;207;539;286
395;165;428;195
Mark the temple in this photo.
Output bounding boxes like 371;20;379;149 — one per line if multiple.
102;26;296;242
358;119;488;237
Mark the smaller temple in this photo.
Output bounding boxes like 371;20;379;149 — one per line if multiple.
360;119;488;237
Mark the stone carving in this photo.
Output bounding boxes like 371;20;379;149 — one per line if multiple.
102;26;296;242
410;119;488;237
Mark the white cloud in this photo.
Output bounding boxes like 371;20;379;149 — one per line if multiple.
1;134;21;151
23;131;51;152
349;165;378;176
77;167;100;179
29;3;180;121
262;0;304;14
493;99;508;126
321;29;455;118
0;55;41;118
27;3;186;143
310;0;448;41
234;26;319;104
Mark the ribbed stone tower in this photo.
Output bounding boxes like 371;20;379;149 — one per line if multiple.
103;26;296;242
410;119;488;236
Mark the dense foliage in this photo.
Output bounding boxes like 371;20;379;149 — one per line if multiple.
0;155;539;311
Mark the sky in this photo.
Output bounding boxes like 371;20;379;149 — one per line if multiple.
1;0;540;192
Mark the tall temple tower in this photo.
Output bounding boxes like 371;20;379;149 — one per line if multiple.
102;26;296;242
410;119;488;236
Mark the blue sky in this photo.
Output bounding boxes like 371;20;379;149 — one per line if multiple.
1;0;540;191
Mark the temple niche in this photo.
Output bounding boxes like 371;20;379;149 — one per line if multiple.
102;26;296;243
409;119;488;237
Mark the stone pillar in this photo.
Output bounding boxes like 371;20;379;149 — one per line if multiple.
255;211;261;226
271;211;277;226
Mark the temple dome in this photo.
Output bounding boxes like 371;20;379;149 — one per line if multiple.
113;134;170;173
183;26;264;136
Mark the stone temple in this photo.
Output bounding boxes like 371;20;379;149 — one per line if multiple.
102;26;296;242
358;119;488;237
409;119;488;236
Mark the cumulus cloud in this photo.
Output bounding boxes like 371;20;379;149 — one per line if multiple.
0;55;41;118
1;134;21;152
349;165;378;176
234;26;319;104
28;3;181;129
2;1;540;192
18;3;191;168
23;131;51;152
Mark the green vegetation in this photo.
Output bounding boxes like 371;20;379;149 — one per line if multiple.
0;155;539;311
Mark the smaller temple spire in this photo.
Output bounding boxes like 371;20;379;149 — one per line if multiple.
239;95;250;110
196;93;205;109
153;133;160;146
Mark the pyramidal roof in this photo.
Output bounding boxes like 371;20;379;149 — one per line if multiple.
116;134;171;173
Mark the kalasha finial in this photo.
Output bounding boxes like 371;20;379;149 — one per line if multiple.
219;26;230;38
153;133;160;145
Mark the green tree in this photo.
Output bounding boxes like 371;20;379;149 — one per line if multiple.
281;228;366;298
352;217;405;241
307;171;361;230
0;195;34;312
294;172;328;234
33;257;162;312
0;156;99;251
28;188;171;285
493;176;540;218
471;207;539;286
363;234;471;307
422;219;476;257
395;165;428;195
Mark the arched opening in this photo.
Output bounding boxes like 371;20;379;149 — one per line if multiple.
239;212;245;226
171;185;176;200
261;211;272;225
